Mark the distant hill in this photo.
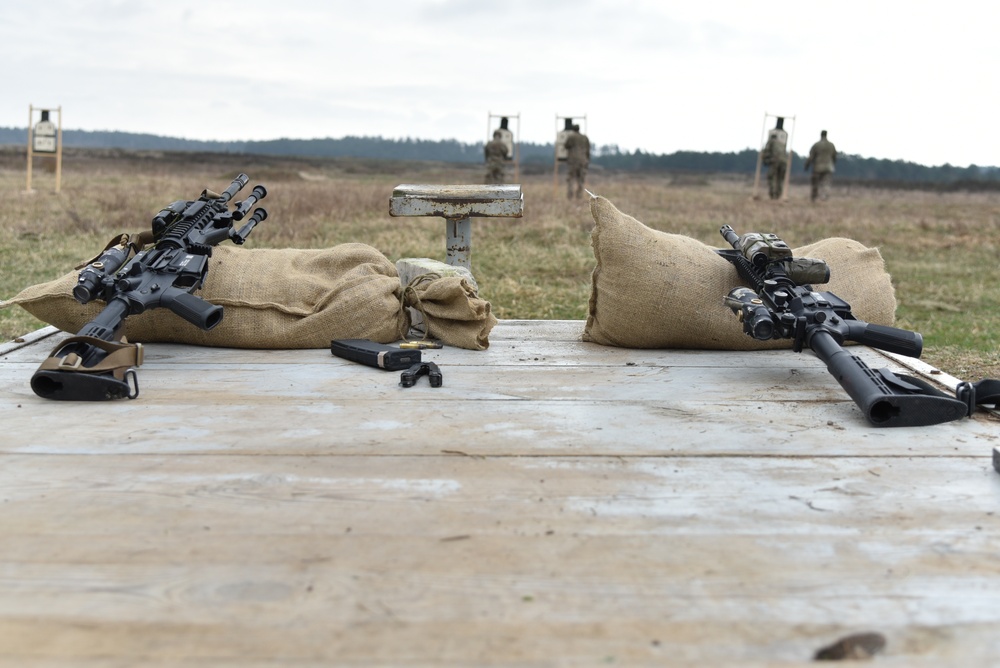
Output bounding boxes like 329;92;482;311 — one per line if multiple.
1;126;996;186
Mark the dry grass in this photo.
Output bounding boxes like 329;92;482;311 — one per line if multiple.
2;147;999;380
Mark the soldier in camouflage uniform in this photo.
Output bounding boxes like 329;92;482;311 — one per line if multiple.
804;130;838;202
484;130;508;184
761;125;788;200
564;124;591;199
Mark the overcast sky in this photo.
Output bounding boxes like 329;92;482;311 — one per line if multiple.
3;1;996;167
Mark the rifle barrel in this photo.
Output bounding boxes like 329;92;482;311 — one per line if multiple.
720;225;740;249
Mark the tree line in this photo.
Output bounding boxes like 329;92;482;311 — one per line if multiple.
1;126;996;185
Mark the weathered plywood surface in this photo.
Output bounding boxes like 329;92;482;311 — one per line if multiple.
1;321;999;666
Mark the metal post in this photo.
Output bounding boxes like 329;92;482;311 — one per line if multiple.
782;115;796;202
553;115;560;195
446;217;472;270
55;106;63;193
514;114;520;182
752;112;767;200
26;105;34;193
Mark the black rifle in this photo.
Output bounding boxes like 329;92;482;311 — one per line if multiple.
716;225;972;427
31;173;267;401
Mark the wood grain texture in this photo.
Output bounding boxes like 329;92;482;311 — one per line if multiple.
0;321;998;665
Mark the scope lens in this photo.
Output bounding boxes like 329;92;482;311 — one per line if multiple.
748;306;774;339
73;273;101;304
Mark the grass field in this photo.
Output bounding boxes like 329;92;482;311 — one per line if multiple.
2;147;998;379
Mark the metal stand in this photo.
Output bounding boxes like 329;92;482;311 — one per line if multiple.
389;184;524;270
26;104;63;194
487;112;520;182
553;114;587;194
752;112;795;202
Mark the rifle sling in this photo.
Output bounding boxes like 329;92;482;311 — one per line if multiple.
74;232;151;270
39;336;143;380
957;379;1000;416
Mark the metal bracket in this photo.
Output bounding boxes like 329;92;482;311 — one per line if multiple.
57;353;83;370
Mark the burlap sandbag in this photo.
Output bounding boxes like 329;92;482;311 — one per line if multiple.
402;274;497;351
3;242;407;349
583;195;897;349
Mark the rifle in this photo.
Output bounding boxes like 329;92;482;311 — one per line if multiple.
30;173;267;401
716;225;986;427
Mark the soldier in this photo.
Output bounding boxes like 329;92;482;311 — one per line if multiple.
804;130;838;202
564;124;591;199
761;122;788;200
484;130;508;184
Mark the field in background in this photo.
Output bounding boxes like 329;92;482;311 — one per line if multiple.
2;147;998;380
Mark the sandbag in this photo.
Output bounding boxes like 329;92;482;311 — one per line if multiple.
583;195;897;349
402;274;497;351
4;242;407;349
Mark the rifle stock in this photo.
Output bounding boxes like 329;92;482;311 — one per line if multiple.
808;329;967;427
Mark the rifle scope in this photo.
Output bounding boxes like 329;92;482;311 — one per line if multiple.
724;287;775;340
74;242;130;304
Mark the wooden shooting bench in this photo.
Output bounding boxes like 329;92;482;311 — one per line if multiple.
389;184;524;270
1;321;999;664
